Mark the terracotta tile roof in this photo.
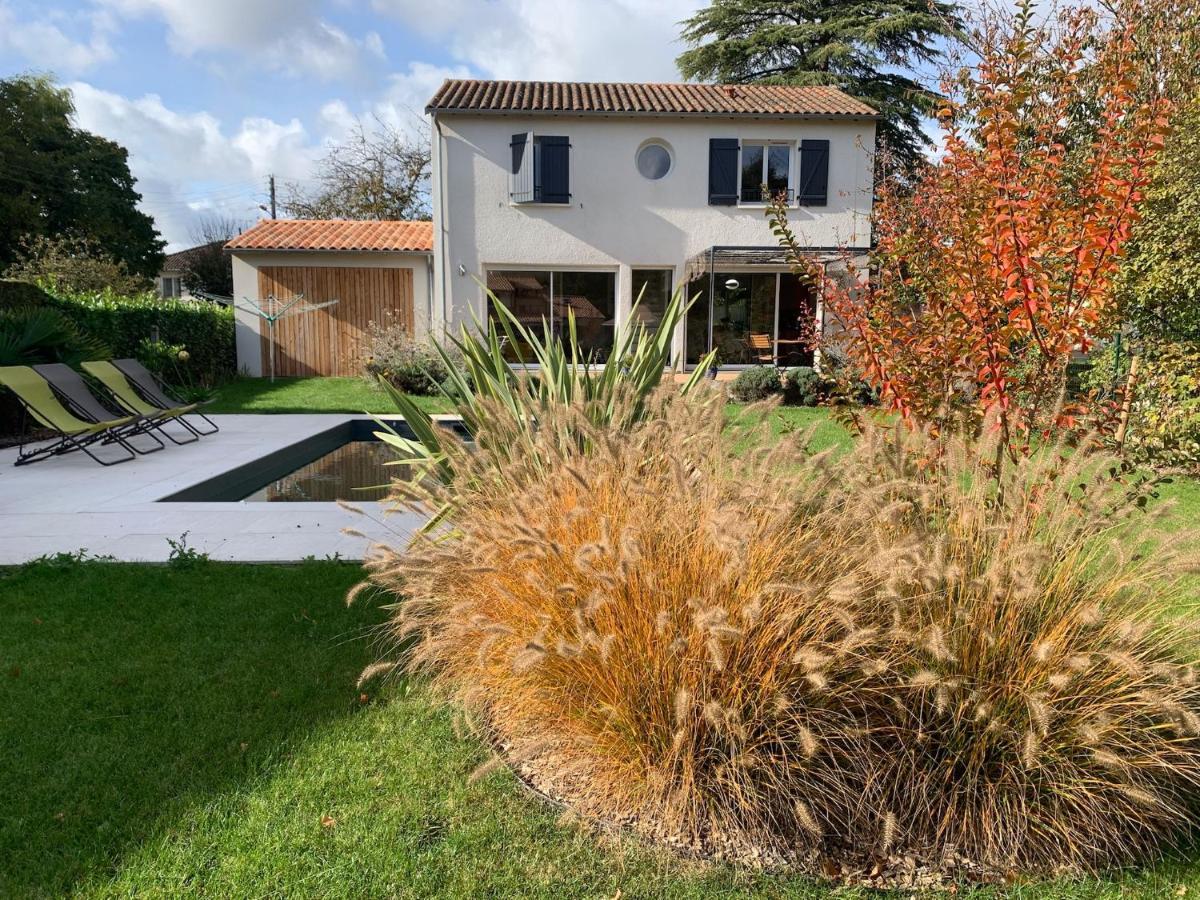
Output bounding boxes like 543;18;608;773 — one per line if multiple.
225;219;434;253
426;80;877;119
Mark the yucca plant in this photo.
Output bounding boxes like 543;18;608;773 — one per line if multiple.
375;286;714;492
359;385;1200;879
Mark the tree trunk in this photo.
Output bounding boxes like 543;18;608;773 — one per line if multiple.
1115;353;1141;451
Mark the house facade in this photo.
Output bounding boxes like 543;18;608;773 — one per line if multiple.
427;80;877;368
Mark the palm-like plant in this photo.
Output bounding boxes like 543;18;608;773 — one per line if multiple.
0;304;109;366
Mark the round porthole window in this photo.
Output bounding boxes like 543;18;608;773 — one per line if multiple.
636;141;672;180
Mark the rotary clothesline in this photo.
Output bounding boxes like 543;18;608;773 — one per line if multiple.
235;293;340;382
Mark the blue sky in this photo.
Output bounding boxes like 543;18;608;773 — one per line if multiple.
0;0;704;249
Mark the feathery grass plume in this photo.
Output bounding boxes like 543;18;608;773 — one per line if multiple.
795;800;823;837
881;811;899;854
362;383;1200;876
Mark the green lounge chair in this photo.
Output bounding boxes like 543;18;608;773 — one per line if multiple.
82;360;216;439
0;366;138;466
33;363;176;451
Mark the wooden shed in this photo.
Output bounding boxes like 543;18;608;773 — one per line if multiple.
226;219;434;377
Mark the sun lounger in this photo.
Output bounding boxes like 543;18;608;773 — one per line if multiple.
0;366;138;466
33;363;179;451
82;360;218;439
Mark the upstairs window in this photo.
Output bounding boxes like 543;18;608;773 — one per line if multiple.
709;138;830;207
511;133;571;204
740;142;791;203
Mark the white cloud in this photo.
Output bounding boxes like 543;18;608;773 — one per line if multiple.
374;61;472;133
68;81;327;249
97;0;381;80
371;0;703;82
63;66;468;250
0;3;117;74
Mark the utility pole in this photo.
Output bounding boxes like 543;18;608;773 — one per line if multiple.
269;174;277;218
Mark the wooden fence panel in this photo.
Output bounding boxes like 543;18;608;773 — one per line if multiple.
256;265;415;376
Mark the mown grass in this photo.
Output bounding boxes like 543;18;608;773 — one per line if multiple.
205;376;453;415
2;556;1200;897
5;386;1200;896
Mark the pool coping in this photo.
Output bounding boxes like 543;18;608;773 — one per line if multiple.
0;413;448;564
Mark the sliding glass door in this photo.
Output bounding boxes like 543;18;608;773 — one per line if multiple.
486;269;616;363
684;272;816;367
710;273;776;365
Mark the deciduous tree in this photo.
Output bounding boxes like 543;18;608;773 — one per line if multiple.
0;75;164;279
179;216;245;298
283;119;430;221
771;0;1170;461
3;234;150;296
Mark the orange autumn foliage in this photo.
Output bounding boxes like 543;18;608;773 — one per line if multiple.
772;0;1171;451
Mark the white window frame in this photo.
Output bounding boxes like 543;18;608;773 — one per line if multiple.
737;141;795;207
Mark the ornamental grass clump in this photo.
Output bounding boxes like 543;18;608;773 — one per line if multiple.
360;388;1200;877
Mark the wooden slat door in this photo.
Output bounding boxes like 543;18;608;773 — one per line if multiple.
256;265;414;376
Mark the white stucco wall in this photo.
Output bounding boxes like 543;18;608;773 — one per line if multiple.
230;249;432;376
431;112;875;356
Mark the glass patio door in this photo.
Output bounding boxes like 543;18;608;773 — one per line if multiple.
684;271;816;366
709;273;776;365
486;269;616;363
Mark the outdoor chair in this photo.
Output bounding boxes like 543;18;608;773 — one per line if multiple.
82;360;218;438
112;358;220;436
34;363;185;449
749;333;776;365
0;366;139;466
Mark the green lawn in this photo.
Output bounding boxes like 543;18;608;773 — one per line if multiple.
6;376;1200;896
205;376;452;415
2;555;1199;899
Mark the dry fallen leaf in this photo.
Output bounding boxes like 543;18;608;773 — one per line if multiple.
320;814;337;829
359;693;370;704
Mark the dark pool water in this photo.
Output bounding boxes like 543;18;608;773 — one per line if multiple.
242;440;410;502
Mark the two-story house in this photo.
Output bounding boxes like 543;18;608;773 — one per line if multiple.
427;79;877;369
226;79;876;377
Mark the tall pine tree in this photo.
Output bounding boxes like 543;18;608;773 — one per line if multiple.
677;0;962;172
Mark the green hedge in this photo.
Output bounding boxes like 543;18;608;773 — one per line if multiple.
0;280;236;387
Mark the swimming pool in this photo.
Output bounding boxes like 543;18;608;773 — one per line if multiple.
160;418;466;503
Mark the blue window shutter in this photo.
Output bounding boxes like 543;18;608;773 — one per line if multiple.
708;138;739;205
511;132;534;203
798;139;829;206
537;136;570;204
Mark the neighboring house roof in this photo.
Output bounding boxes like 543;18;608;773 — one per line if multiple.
160;241;225;274
225;219;434;253
426;80;878;119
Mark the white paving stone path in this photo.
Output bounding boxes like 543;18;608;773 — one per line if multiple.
0;414;427;564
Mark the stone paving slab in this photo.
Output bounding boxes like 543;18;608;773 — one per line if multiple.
0;414;426;564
